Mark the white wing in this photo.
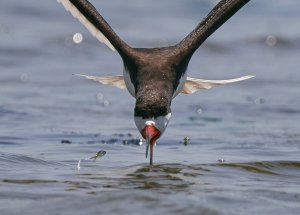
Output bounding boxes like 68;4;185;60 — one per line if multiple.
75;74;126;90
181;75;254;94
58;0;116;51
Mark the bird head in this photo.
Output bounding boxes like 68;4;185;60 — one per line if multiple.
134;113;171;165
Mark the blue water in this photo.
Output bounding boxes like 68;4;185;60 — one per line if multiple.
1;0;300;214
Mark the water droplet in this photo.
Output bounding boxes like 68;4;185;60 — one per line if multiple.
254;98;265;105
265;35;277;47
103;100;110;107
197;108;203;115
218;158;225;164
73;33;83;44
77;159;81;170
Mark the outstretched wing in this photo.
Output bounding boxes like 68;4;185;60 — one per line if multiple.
181;75;254;94
177;0;250;57
74;74;126;90
74;74;254;95
58;0;130;54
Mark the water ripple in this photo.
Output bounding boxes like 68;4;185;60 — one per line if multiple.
0;152;65;169
2;179;58;184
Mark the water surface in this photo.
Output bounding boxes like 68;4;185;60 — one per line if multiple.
0;0;300;214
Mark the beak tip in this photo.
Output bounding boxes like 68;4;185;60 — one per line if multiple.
142;124;161;165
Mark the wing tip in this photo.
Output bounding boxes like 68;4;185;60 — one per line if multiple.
241;75;255;81
73;73;85;77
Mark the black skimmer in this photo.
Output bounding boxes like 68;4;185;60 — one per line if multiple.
58;0;252;165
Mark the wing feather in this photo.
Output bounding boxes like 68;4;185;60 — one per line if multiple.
177;0;250;57
181;75;254;94
74;74;126;90
57;0;116;51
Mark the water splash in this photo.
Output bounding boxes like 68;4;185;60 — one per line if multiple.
77;150;106;170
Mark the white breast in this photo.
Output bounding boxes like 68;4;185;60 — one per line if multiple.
123;67;136;98
172;72;187;98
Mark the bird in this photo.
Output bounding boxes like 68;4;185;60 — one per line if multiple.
58;0;252;165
